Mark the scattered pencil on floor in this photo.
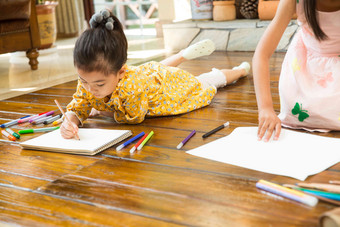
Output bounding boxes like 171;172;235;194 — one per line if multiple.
44;114;61;125
1;115;31;128
177;130;196;149
19;126;60;134
1;129;16;141
284;184;340;206
297;182;340;194
202;121;229;138
29;110;54;123
130;133;148;154
256;179;318;207
52;117;63;126
137;131;154;151
116;131;145;151
5;128;20;139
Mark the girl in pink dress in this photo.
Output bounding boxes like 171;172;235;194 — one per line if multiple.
253;0;340;141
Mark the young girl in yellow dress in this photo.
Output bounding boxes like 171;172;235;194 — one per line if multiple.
61;10;250;139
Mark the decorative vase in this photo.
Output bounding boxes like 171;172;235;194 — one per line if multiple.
190;0;213;20
258;0;279;20
213;0;236;21
36;2;58;49
258;0;296;20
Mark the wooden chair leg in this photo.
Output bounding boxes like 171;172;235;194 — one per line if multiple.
26;48;39;70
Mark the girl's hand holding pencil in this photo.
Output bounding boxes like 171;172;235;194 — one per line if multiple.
54;99;80;140
60;116;79;140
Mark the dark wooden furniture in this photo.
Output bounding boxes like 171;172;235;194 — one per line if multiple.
83;0;95;28
0;52;339;226
0;0;40;70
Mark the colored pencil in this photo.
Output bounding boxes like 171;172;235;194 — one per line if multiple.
5;128;20;139
44;114;61;124
1;115;31;128
32;116;53;125
202;122;229;138
116;131;144;151
137;131;154;151
54;99;79;140
297;182;340;194
19;126;60;134
52;117;63;126
256;180;318;207
130;133;148;154
284;184;340;206
295;188;340;201
1;130;16;141
29;111;54;123
177;130;196;149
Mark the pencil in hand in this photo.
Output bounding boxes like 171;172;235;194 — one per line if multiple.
54;99;80;140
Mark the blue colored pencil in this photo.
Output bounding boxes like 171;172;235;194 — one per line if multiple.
116;131;145;151
0;115;30;128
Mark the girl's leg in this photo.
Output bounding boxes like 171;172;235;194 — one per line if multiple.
197;62;251;89
160;39;216;67
160;51;186;67
222;62;251;84
221;68;247;85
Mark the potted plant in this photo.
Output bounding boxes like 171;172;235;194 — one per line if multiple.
213;0;236;21
36;0;58;49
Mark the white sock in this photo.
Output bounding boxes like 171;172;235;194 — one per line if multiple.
182;39;216;60
232;62;251;76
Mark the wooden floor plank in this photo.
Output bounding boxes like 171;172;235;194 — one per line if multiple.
0;186;178;227
0;142;99;181
38;158;334;226
0;51;338;226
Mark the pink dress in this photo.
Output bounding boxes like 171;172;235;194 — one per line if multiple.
278;0;340;132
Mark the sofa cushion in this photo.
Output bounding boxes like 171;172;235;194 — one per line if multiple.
0;19;30;34
0;0;31;21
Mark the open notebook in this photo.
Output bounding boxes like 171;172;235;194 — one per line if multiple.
20;129;132;155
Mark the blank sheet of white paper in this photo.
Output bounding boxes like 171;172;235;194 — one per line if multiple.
187;127;340;181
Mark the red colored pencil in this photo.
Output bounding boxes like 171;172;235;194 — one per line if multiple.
129;133;148;153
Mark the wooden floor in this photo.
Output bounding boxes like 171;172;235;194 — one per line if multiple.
0;51;339;226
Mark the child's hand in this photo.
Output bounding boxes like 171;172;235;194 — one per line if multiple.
60;117;79;139
89;108;100;117
257;108;281;142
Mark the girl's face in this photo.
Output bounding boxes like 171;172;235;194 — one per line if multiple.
77;67;125;99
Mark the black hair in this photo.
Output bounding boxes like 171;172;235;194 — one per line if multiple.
303;0;327;41
73;12;128;75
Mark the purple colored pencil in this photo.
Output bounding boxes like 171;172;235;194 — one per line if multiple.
177;130;196;149
29;110;54;123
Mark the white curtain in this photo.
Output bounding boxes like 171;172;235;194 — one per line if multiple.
56;0;85;37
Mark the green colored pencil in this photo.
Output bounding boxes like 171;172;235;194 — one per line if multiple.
19;126;60;134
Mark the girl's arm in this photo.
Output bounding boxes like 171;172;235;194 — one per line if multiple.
253;0;296;141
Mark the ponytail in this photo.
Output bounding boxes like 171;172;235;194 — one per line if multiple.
74;10;127;75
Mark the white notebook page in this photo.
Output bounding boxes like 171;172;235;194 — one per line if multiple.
21;129;131;154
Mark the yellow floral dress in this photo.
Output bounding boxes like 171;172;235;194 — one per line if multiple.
67;61;217;124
